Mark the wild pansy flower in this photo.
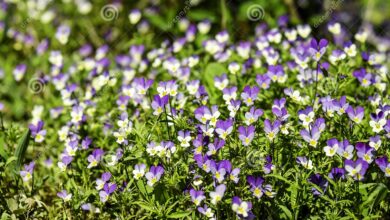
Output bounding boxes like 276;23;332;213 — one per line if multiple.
105;148;123;167
336;139;354;159
189;189;206;206
87;149;104;169
308;174;328;196
20;162;35;182
134;77;153;95
375;156;390;177
228;62;241;75
344;158;369;181
344;42;357;57
263;156;275;174
99;182;117;203
222;87;237;104
58;155;73;172
214;74;229;91
204;39;223;55
264;119;281;141
346;106;364;124
320;96;337;117
145;165;164;186
369;135;382;150
55;25;70;45
57;190;72;202
309;38;328;61
133;164;146;180
186;80;200;95
206;138;225;156
157;80;178;97
96;172;112;190
244;107;263;125
13;64;27;81
113;129;127;145
238;125;255;146
328;168;345;180
197;205;214;218
65;140;78;156
231;196;253;219
296;156;313;170
240;86;259;106
356;142;375;164
151;95;169;116
81;203;101;213
284;87;303;103
300;125;321;147
199;123;215;137
329;49;346;64
323;138;339;157
267;65;285;83
215;119;234;140
210;160;228;183
369;111;386;133
29;120;46;143
256;74;271;90
236;41;251;59
71;105;84;124
332;96;349;115
353;68;372;87
298;107;315;127
177;130;191;148
116;95;130;111
247;175;273;199
227;99;241;118
155;141;176;158
209;184;226;205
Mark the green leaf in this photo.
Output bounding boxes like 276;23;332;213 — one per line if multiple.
278;205;293;220
166;211;192;219
133;201;157;213
0;135;8;160
14;129;31;168
360;183;388;212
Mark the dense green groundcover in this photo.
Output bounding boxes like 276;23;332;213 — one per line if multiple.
0;0;390;219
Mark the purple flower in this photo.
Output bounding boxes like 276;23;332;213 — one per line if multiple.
215;119;234;140
375;156;390;177
353;68;372;87
346;106;364;124
247;176;266;199
328;168;345;180
197;205;214;218
189;189;205;206
296;156;313;170
241;86;259;106
209;184;226;205
151;95;169;116
57;190;72;202
157;80;178;97
232;196;253;218
133;164;146;180
264;119;281;140
337;139;354;159
309;38;328;61
308;174;328;196
13;64;27;81
300;126;321;147
267;65;285;83
29;121;46;143
256;74;271;89
344;159;369;181
96;172;112;190
369;135;382;151
238;125;255;146
87;149;104;168
116;96;130;111
58;155;73;172
178;130;192;148
206;138;225;156
356;142;375;163
99;182;117;203
332;96;349;115
244;107;263;125
145;165;164;186
20;162;35;182
369;111;386;133
81;137;92;150
298;107;315;127
134;77;153;95
323;138;339;157
263;155;275;174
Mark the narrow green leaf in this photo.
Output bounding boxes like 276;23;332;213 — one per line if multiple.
15;129;31;168
166;211;192;219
